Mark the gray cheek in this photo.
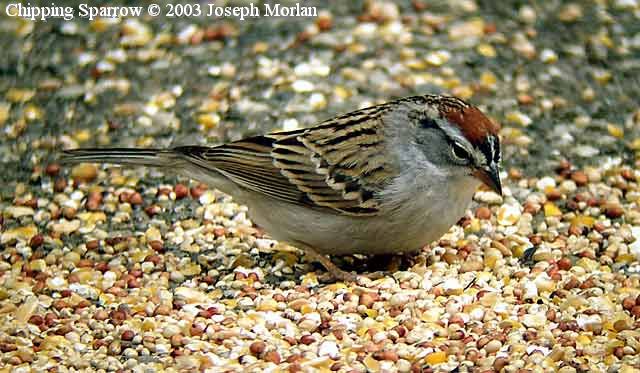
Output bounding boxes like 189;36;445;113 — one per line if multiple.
414;132;451;166
446;164;474;180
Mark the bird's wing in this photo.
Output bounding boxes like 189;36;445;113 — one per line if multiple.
172;139;306;205
270;109;397;216
177;106;397;216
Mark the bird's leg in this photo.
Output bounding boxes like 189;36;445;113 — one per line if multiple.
293;242;359;283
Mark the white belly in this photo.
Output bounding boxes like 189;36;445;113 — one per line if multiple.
184;163;480;255
242;176;479;255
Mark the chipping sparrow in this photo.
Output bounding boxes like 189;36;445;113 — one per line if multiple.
61;95;502;282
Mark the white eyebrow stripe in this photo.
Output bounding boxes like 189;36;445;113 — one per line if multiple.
487;135;498;164
488;136;494;160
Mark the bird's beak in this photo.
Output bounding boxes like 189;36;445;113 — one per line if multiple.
473;164;502;196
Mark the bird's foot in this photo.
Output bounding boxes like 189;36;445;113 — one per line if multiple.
299;245;358;283
295;243;389;284
317;268;359;284
317;268;387;284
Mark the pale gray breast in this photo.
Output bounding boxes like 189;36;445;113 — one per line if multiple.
241;174;479;255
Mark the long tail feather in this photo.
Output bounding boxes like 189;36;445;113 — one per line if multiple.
59;148;179;167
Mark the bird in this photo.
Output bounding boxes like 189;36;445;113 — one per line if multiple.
60;94;502;282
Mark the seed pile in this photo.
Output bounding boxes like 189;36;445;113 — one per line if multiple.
2;159;640;372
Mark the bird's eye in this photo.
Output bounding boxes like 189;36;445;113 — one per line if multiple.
451;142;470;162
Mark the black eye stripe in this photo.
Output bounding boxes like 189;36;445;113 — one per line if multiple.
419;117;438;129
416;114;499;164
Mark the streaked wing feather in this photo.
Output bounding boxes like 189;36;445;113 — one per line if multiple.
271;105;396;216
174;142;306;205
176;102;397;216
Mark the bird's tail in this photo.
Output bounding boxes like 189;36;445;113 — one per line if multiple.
59;148;182;168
